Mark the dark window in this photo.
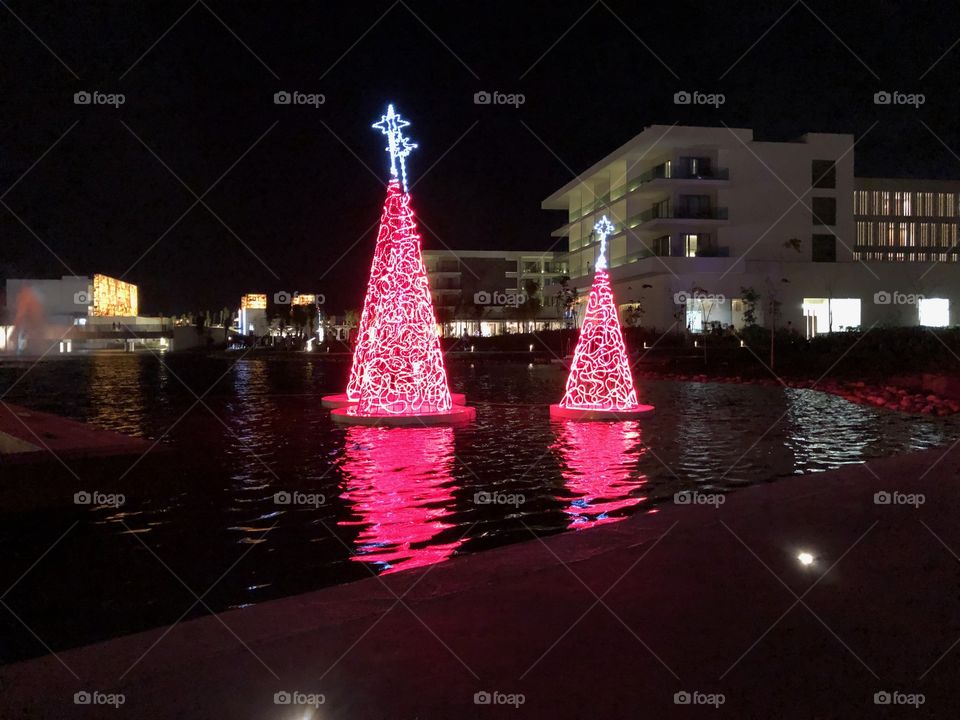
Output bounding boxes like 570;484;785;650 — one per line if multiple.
812;197;837;225
812;234;837;262
678;194;711;217
651;234;670;256
812;160;836;188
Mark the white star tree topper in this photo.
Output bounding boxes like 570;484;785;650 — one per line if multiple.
372;103;417;191
594;215;615;271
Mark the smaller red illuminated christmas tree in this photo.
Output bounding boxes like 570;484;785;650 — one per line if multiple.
551;216;653;420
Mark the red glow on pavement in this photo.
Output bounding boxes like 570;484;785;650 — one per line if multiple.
559;268;642;412
339;426;462;573
553;420;647;529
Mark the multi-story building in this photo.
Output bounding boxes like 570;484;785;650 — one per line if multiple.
542;125;960;335
422;250;569;336
2;274;171;353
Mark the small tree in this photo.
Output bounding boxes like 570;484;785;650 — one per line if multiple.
767;238;802;368
740;286;760;327
555;276;578;328
518;279;543;332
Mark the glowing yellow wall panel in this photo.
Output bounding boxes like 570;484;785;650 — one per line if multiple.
92;274;139;317
241;293;267;309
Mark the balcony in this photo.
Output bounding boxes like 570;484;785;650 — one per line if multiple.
564;166;729;224
638;164;729;183
637;206;728;224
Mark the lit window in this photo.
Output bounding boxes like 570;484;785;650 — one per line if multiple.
830;298;861;331
919;298;949;327
683;234;698;257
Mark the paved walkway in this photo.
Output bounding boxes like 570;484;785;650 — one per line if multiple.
2;443;960;718
0;403;151;461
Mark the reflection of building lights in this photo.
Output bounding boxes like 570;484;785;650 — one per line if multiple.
797;551;815;566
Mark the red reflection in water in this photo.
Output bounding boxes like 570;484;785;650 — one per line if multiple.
339;426;462;573
553;421;648;530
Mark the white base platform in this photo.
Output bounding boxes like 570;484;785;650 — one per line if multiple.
548;403;655;421
330;404;477;426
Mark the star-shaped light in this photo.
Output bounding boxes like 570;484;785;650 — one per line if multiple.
372;103;418;191
594;215;615;271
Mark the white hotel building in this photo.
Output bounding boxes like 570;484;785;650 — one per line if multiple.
541;125;960;335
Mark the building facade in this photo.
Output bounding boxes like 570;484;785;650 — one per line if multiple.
542;125;960;335
2;274;170;353
422;250;569;336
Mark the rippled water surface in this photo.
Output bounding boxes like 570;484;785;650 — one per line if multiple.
1;353;958;662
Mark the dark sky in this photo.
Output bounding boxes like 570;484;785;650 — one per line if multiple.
2;0;960;314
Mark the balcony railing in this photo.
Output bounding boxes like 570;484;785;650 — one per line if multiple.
638;206;729;222
638;165;729;183
566;167;729;223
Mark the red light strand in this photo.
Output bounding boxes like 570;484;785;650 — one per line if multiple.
559;268;641;411
354;183;453;415
344;180;401;401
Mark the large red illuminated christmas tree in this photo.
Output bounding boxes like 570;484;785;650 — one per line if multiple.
550;216;654;420
331;104;474;426
321;189;395;409
355;180;452;415
322;177;465;409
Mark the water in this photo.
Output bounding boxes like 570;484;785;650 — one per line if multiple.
1;353;958;663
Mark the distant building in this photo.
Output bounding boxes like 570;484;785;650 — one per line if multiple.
237;293;269;337
541;125;960;335
422;250;569;336
2;274;172;354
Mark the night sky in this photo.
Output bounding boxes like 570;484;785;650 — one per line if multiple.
2;0;960;315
